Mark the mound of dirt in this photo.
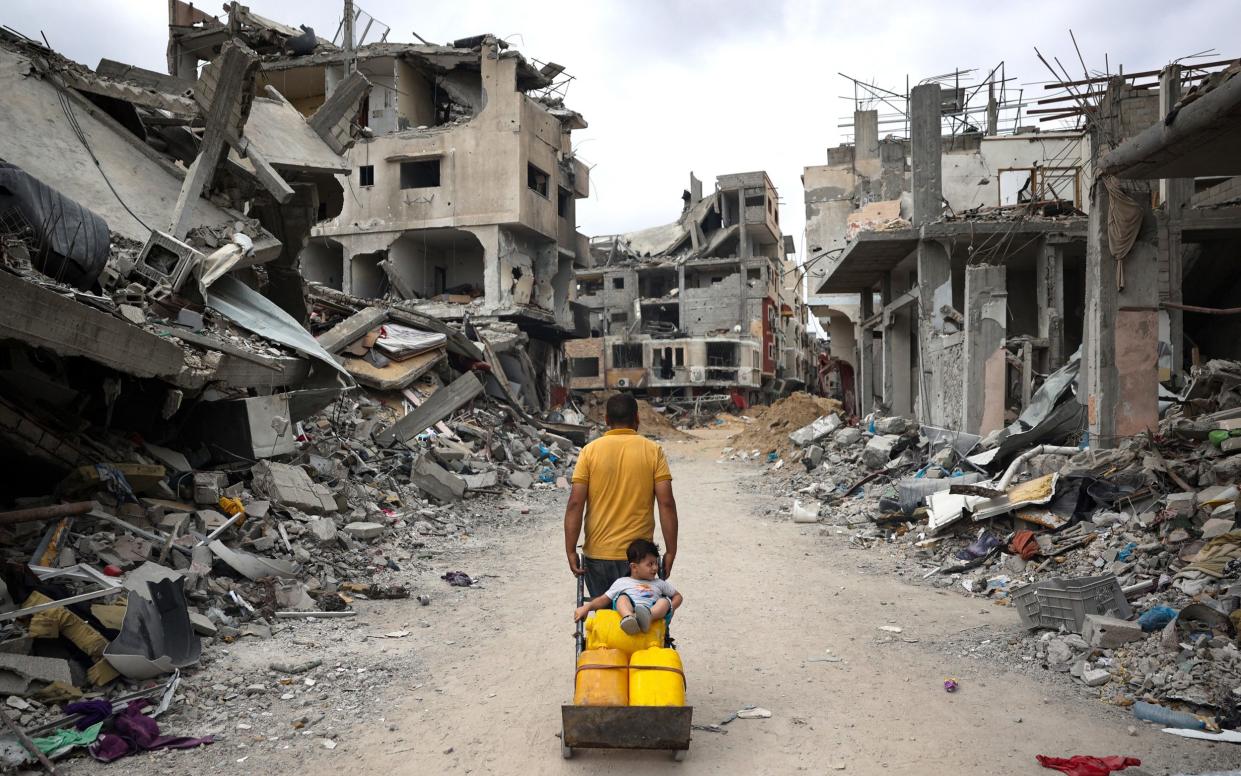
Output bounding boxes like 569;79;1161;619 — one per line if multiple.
582;393;693;441
728;392;843;455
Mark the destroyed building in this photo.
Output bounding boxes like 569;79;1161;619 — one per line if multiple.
169;2;592;414
802;63;1229;440
569;172;812;404
0;4;599;763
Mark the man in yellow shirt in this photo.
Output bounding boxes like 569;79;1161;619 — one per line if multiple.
564;393;679;597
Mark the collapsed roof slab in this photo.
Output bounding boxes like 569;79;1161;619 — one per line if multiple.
0;47;249;245
1101;67;1241;179
0;271;184;380
815;220;1086;294
815;228;919;293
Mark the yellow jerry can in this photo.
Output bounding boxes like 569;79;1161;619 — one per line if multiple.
628;647;685;707
573;648;628;706
584;609;665;655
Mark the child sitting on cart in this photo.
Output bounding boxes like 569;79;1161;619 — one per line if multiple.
574;539;682;635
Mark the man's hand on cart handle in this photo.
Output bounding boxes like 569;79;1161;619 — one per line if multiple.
567;552;586;576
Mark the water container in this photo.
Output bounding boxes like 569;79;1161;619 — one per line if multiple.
629;647;685;707
574;648;628;706
584;609;665;655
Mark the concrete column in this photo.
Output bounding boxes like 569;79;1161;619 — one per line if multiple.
1035;240;1066;371
1084;171;1160;446
887;272;913;417
854;110;880;180
880;274;895;413
910;84;943;227
1159;64;1191;382
963;264;1007;436
253;184;319;324
858;290;875;414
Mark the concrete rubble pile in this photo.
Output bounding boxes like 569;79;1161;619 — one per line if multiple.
0;14;587;768
746;357;1241;734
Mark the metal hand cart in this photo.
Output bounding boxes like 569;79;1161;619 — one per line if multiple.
560;555;691;760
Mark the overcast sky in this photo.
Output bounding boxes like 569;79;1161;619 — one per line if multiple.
6;0;1238;260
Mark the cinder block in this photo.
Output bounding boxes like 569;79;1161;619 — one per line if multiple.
1082;614;1144;649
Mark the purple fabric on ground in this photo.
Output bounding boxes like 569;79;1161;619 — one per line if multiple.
63;699;114;730
89;699;214;762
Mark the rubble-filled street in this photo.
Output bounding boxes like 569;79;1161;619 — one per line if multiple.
44;430;1238;776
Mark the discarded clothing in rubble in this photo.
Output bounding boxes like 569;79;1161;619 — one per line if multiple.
1138;605;1177;633
1036;754;1141;776
63;699;115;730
89;699;213;762
441;571;474;587
0;161;110;289
1009;530;1041;561
956;531;1002;561
32;722;102;760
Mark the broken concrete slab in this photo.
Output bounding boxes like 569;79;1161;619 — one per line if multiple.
1082;614;1145;649
193;471;228;505
862;434;900;469
789;414;842;447
188;611;217;637
1081;667;1112;687
374;371;484;447
461;471;499;490
410;456;466;503
0;653;73;696
507;470;534;489
307;518;338;545
1201;517;1236;539
250;460;337;513
342;522;384;541
874;416;909;435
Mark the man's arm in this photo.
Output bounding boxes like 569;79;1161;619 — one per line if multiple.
654;480;678;579
564;482;589;576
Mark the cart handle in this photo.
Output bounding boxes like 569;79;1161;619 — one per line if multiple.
574;553;585;659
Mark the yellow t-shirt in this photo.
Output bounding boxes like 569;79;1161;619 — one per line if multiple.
571;428;673;560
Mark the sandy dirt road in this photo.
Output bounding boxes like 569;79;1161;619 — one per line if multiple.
93;430;1236;775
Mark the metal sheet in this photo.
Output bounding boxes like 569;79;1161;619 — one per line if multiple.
205;275;350;379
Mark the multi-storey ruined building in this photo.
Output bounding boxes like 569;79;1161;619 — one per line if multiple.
568;172;810;402
168;4;592;411
804;60;1241;445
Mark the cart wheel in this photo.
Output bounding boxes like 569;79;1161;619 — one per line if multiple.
673;750;688;762
561;743;574;760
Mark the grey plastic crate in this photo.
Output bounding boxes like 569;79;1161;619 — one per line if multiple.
1011;574;1132;632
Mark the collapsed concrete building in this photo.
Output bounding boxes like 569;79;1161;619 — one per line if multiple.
568;172;812;404
804;60;1241;443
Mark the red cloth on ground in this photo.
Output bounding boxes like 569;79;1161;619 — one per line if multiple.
1036;754;1141;776
1010;529;1041;560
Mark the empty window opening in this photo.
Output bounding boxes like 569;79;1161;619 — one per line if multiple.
655;347;675;379
527;163;549;197
434;266;447;294
578;278;603;295
611;277;625;289
359;165;375;187
557;186;571;217
610;311;629;324
744;187;764;207
400;159;440;188
612;343;643;368
707;342;740;367
747;268;761;281
674;348;685;367
570;357;600;378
